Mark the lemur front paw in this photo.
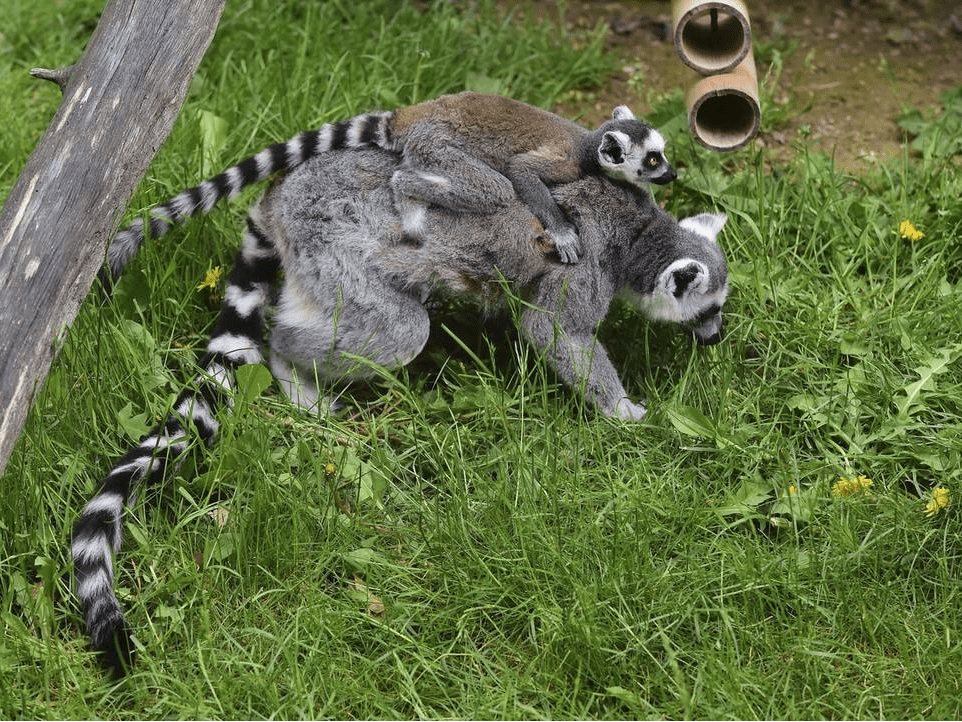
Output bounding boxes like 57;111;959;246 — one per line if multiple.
612;397;647;421
547;224;582;264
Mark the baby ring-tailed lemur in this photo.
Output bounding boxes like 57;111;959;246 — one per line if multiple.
105;92;675;279
73;146;726;675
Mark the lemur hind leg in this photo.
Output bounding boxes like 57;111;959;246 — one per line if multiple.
392;128;576;263
391;123;517;214
389;126;515;242
268;275;430;413
389;151;514;242
390;153;516;214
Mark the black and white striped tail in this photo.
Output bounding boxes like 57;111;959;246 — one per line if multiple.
105;112;393;281
74;208;281;675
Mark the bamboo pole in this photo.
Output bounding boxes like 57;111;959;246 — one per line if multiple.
671;0;752;75
685;53;760;151
670;0;759;151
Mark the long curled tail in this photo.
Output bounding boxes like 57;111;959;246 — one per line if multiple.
105;111;393;282
74;206;281;675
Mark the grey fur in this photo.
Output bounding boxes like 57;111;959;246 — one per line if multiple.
255;148;726;419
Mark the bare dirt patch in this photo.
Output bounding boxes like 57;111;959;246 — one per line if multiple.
524;0;962;172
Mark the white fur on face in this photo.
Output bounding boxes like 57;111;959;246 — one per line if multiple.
625;284;729;328
621;261;728;327
633;213;730;330
598;128;670;185
644;128;666;154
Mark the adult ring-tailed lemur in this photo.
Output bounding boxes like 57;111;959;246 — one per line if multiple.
73;101;723;677
74;145;728;675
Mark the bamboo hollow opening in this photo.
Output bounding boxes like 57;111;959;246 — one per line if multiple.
672;0;751;75
686;55;760;151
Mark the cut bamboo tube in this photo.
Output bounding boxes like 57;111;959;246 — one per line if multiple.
686;53;760;151
672;0;752;75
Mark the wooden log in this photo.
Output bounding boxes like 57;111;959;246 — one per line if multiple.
0;0;225;477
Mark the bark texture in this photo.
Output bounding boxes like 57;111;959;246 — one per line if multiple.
0;0;225;476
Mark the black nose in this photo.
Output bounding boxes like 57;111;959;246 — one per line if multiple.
693;328;723;346
651;166;677;185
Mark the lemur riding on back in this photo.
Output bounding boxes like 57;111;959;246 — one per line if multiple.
385;92;675;262
106;91;675;277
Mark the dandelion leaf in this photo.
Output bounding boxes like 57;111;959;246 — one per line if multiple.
116;401;152;442
896;342;962;416
235;363;273;405
715;478;773;522
666;404;717;440
198;109;228;177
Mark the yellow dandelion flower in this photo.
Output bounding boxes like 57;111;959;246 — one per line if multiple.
899;220;924;241
324;463;337;476
788;485;797;495
197;266;223;291
832;474;873;497
924;486;950;516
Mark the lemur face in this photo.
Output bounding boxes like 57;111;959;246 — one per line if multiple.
628;213;729;345
656;257;728;345
598;107;677;187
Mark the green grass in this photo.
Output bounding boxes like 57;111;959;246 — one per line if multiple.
3;0;962;718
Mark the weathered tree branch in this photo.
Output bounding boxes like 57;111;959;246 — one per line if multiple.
29;65;77;92
0;0;225;477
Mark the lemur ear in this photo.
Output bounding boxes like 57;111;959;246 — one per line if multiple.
679;213;727;242
599;131;630;165
663;259;708;298
611;105;636;121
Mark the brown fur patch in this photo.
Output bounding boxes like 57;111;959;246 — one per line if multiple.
529;217;554;255
391;91;582;156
